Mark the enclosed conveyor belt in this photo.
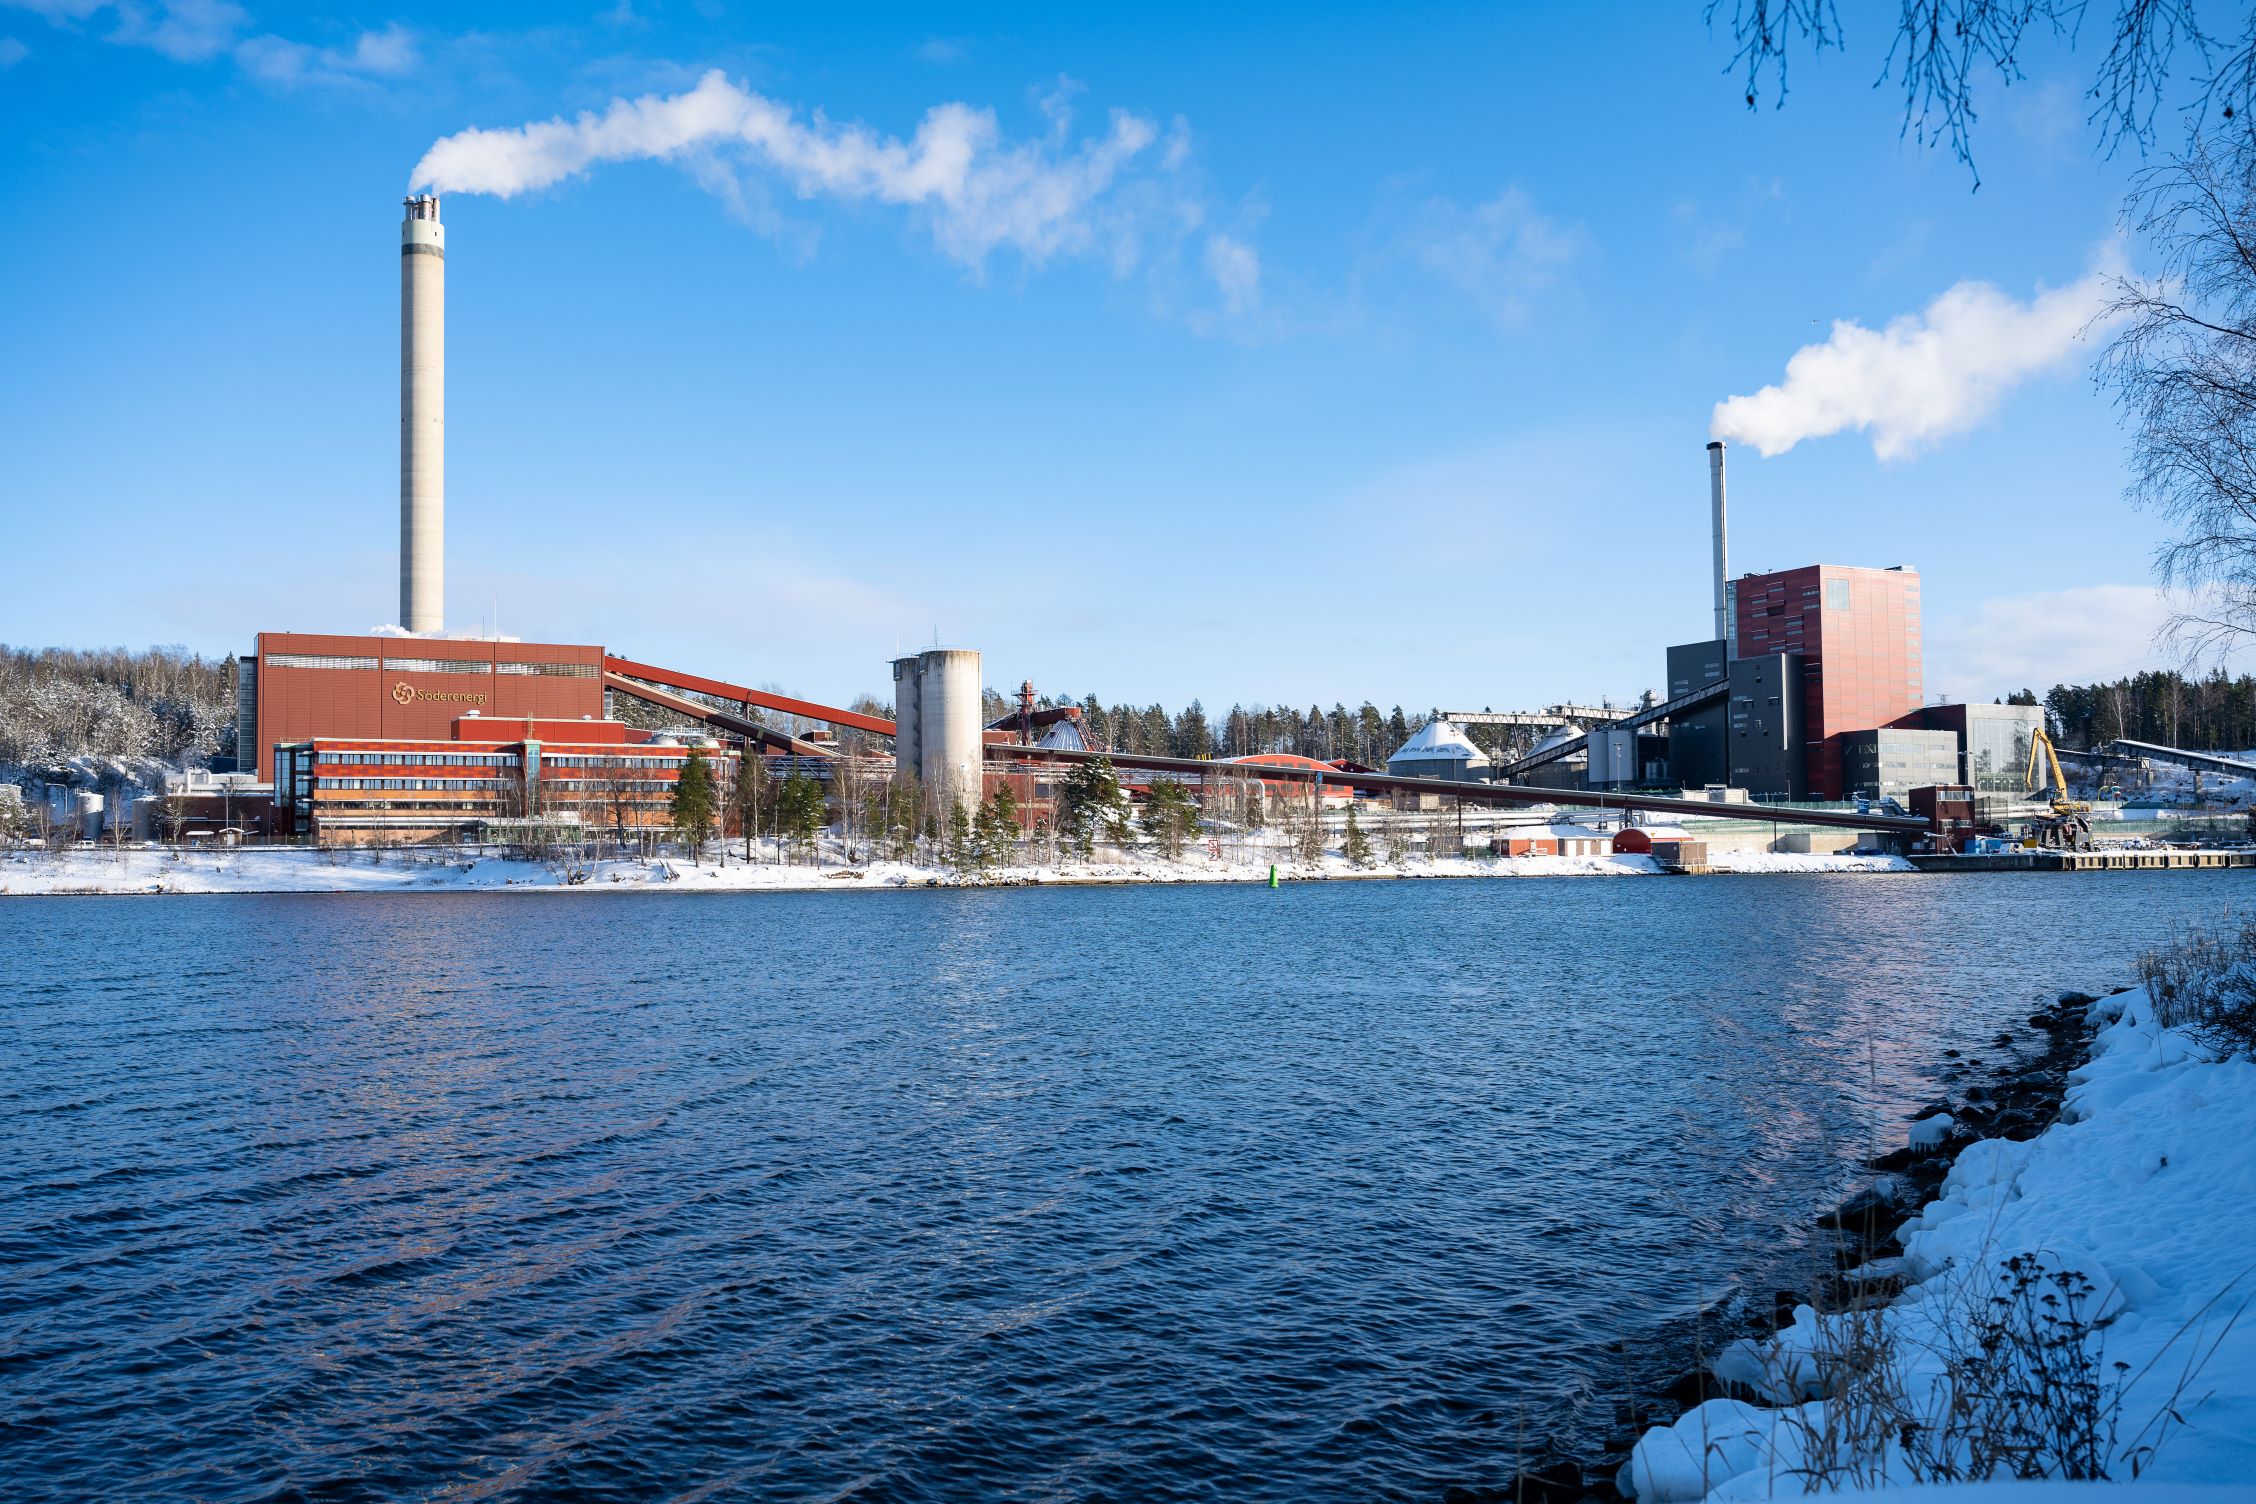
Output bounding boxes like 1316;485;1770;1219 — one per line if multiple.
1492;679;1729;780
2105;739;2256;780
602;672;839;757
602;656;896;737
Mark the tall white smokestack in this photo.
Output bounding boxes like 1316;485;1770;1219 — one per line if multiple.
400;194;444;634
1706;439;1729;650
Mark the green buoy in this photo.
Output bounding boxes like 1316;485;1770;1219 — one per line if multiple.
1268;864;1278;888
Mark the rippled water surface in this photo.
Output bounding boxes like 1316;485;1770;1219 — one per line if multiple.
3;873;2247;1501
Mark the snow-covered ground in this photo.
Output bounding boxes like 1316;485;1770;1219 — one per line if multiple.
1709;852;1914;875
2083;752;2256;811
1621;989;2256;1500
0;843;1911;896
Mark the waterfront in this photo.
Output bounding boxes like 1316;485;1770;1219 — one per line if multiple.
2;873;2244;1501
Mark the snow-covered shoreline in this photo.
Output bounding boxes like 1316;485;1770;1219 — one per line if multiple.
1620;986;2256;1499
0;845;1914;897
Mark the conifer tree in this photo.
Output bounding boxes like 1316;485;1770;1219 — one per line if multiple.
1292;793;1326;862
1173;701;1214;760
946;798;975;875
976;784;1020;872
1141;777;1200;858
1343;802;1373;868
886;770;923;861
1059;755;1129;856
777;771;825;863
670;748;718;864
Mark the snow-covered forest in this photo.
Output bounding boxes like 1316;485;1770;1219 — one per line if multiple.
0;645;235;775
2039;669;2256;753
1037;695;1444;764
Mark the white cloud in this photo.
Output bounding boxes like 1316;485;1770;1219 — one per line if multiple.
234;23;414;86
0;36;27;65
1398;186;1580;331
1;0;112;19
107;0;244;61
1205;234;1259;313
1925;583;2221;698
412;68;1242;283
5;0;411;82
1712;260;2119;460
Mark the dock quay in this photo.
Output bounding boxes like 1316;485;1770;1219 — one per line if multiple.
1910;849;2256;874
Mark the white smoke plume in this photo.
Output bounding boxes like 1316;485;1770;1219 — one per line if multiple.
1710;263;2120;460
411;69;1194;273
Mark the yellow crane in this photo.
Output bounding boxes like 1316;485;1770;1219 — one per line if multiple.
2024;727;2092;848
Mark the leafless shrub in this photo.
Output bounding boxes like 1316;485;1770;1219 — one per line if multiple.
2137;912;2256;1055
1927;1257;2126;1480
1766;1254;2128;1487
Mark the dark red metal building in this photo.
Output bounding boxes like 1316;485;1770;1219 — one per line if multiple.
1733;564;1923;799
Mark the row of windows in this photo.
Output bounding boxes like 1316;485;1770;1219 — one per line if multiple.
323;752;520;767
266;653;596;676
268;653;378;671
383;657;493;675
321;778;514;791
498;661;598;678
541;754;701;768
312;756;712;777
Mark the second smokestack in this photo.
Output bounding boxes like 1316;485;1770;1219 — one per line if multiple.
401;194;444;634
1706;439;1729;651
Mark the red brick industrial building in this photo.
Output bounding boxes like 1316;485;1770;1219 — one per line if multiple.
240;632;755;845
246;632;606;781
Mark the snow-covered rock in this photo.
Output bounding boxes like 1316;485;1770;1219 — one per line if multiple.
1907;1112;1955;1151
1620;990;2256;1497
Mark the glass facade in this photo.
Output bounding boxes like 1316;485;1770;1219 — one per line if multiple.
1841;729;1961;798
1961;704;2044;793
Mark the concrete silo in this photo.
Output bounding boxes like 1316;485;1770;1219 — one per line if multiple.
400;194;445;634
891;655;924;792
890;649;983;819
918;649;984;821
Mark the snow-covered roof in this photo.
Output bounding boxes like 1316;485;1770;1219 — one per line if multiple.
1386;718;1491;770
1529;725;1583;757
1037;719;1087;751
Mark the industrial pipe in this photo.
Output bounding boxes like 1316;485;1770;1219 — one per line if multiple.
401;195;444;634
1707;439;1729;649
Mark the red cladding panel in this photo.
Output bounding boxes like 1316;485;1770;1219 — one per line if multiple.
1733;565;1922;799
255;633;604;779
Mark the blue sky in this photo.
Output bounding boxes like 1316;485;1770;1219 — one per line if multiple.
0;0;2205;713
